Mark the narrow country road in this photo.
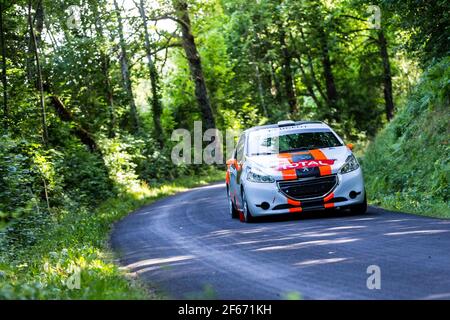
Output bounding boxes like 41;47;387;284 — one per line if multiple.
110;183;450;300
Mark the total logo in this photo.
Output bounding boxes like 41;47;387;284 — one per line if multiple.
278;159;335;171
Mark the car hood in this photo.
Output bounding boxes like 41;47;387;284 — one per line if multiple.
246;146;352;180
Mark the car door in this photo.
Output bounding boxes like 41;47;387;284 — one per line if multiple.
228;147;238;199
234;134;246;206
228;134;245;204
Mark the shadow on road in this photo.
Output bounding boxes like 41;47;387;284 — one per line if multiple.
247;208;369;224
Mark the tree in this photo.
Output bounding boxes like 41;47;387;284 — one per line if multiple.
136;0;164;146
93;1;116;137
0;1;7;128
378;29;394;120
172;0;216;130
28;0;48;144
380;0;449;63
274;3;297;115
113;0;140;133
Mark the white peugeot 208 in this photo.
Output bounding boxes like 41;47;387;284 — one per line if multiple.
226;120;367;222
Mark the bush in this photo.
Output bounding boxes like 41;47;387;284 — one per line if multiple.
0;138;52;222
0;168;224;299
363;57;450;218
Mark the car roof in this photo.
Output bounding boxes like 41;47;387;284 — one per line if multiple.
244;121;331;134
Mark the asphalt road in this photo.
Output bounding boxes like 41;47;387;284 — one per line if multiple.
110;183;450;300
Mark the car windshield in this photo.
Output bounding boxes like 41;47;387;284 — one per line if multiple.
248;130;343;155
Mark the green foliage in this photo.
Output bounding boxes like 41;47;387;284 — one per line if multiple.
0;0;448;300
380;0;450;64
55;143;113;206
363;57;450;218
0;169;224;299
0;138;52;221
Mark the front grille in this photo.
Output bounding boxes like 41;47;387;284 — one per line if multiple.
277;175;338;200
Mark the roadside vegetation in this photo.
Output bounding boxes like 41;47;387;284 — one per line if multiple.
0;0;448;299
363;58;449;218
0;167;223;299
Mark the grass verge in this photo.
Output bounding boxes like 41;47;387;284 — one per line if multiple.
362;58;449;219
0;168;224;299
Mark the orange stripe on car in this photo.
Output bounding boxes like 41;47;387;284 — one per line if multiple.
278;153;297;180
287;198;301;206
287;198;301;213
324;193;334;208
323;192;334;203
310;149;332;176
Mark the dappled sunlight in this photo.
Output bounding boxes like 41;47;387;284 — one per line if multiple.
208;229;235;236
324;225;366;231
124;255;195;270
239;227;270;234
384;230;450;236
346;217;377;222
191;183;225;191
385;219;409;223
422;292;450;300
297;232;339;238
295;257;348;267
255;238;359;252
234;236;296;246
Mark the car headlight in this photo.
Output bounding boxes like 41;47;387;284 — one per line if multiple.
340;154;360;174
247;169;275;183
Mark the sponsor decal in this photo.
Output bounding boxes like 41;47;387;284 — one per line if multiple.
309;149;333;176
277;159;335;171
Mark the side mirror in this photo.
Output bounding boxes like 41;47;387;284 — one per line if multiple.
346;143;354;150
226;159;236;167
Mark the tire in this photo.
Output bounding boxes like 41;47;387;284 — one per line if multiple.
240;190;254;223
227;187;239;219
350;193;367;215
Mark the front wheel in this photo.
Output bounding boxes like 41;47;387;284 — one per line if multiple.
227;187;239;219
240;190;254;223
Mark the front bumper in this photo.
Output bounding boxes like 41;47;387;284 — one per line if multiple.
243;168;365;216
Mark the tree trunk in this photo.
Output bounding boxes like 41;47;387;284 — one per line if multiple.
319;28;338;111
172;0;215;130
291;30;324;109
49;95;99;153
28;0;48;145
0;2;7;128
297;29;326;102
113;0;139;133
294;55;322;109
254;63;268;117
277;21;297;115
102;55;116;137
93;4;116;138
378;30;395;121
137;0;164;147
269;62;282;104
35;0;44;45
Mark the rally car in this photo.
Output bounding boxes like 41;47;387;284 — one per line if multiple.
225;120;367;222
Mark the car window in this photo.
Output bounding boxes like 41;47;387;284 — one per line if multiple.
248;130;342;155
236;135;245;161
